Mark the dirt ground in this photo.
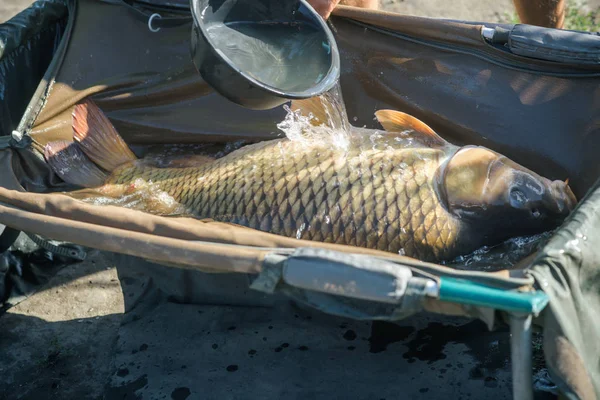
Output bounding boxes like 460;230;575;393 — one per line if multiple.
0;0;33;23
0;0;518;24
3;0;600;24
4;0;600;24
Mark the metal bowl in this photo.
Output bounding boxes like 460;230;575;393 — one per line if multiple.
190;0;340;110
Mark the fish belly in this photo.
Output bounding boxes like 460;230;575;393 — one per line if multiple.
107;140;460;261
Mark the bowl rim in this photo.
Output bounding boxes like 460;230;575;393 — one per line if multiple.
190;0;341;99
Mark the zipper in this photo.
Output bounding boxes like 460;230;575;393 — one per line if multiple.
343;19;600;78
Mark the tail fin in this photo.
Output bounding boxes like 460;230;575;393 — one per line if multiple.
44;140;109;188
72;99;137;172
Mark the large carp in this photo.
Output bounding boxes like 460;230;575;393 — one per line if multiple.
44;98;577;263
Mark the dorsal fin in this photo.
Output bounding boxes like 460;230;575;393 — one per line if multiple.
290;96;345;130
374;109;447;148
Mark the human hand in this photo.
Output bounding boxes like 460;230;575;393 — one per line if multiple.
306;0;341;20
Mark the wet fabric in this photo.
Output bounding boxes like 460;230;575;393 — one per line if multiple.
0;0;67;137
526;177;600;400
0;0;74;310
0;1;599;399
18;1;600;198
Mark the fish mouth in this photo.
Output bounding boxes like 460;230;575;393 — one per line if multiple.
548;179;578;216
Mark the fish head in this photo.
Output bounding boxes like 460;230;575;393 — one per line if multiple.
440;146;577;242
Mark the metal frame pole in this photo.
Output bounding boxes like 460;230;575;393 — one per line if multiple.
510;313;534;400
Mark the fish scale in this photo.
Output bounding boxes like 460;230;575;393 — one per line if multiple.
106;138;461;261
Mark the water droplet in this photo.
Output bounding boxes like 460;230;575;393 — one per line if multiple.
296;223;306;240
276;83;351;151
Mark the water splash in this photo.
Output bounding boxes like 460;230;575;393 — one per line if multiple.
533;369;559;395
368;131;400;152
140;141;247;166
276;82;351;151
79;178;188;216
296;222;307;239
444;231;553;272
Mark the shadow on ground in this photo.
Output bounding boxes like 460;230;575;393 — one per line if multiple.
0;248;559;400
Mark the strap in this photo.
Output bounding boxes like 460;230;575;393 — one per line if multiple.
0;225;87;260
25;232;87;261
97;0;193;31
0;132;32;149
0;226;21;253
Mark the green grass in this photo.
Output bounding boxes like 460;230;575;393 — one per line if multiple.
563;1;600;31
501;0;600;31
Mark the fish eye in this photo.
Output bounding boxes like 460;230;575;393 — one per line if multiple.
531;208;541;218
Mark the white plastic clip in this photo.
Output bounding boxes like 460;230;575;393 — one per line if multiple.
148;13;162;33
11;130;23;142
481;26;495;42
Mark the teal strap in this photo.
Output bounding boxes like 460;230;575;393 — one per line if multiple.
438;276;549;315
